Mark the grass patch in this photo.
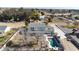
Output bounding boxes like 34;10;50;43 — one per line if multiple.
64;25;77;29
0;37;5;42
0;29;17;46
6;30;16;35
0;36;6;45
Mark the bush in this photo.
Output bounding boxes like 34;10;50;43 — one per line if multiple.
0;37;5;42
25;21;29;28
6;41;13;46
41;12;44;15
75;16;79;19
48;18;52;22
6;30;16;35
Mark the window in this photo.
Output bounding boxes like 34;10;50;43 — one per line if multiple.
40;27;45;31
31;27;34;31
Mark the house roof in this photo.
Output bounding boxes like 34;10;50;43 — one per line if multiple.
28;22;46;28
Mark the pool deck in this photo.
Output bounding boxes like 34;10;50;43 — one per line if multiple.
48;23;78;51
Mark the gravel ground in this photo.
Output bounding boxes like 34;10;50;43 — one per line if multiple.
4;28;51;51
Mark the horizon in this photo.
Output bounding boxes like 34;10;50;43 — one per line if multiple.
0;7;79;10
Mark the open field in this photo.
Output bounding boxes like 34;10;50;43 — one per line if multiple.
0;21;25;28
48;17;67;26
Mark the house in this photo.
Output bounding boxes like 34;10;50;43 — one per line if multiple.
39;15;46;22
27;22;54;35
0;26;11;37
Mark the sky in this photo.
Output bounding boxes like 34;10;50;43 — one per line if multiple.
0;0;79;9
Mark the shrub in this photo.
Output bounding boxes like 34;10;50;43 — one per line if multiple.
6;41;13;47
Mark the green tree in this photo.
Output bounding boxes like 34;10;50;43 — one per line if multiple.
18;7;24;12
41;12;44;15
31;9;39;21
25;20;28;29
48;17;52;22
49;9;52;13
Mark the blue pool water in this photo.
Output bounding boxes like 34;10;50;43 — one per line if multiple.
50;37;62;48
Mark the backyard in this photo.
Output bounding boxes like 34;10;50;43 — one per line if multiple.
3;28;54;51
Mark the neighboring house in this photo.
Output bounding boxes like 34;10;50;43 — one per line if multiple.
27;22;54;34
39;15;46;22
54;13;72;16
0;26;11;37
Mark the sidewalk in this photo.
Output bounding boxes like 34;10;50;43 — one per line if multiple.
60;39;78;51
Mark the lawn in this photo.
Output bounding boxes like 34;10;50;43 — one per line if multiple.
0;36;6;46
63;25;79;29
64;25;77;29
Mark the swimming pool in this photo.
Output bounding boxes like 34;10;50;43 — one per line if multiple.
49;37;64;51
